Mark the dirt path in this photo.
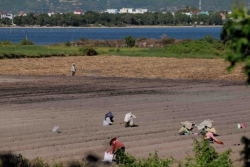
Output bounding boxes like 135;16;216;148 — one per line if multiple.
0;73;249;166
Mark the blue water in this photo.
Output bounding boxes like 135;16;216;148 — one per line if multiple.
0;27;222;45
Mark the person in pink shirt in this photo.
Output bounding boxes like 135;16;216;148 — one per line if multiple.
205;128;223;144
110;138;125;164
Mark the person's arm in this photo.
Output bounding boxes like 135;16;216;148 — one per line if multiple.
111;142;116;154
106;117;113;125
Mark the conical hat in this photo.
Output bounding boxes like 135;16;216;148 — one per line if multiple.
180;121;193;130
197;119;213;130
206;127;216;134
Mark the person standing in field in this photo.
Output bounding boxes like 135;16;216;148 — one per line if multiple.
71;63;76;76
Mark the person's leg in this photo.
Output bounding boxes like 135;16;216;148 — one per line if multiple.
179;131;185;135
125;122;129;127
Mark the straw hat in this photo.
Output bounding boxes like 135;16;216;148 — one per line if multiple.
206;127;216;134
110;138;117;146
197;119;213;130
180;121;193;130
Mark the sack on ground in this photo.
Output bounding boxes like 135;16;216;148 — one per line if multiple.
103;151;114;162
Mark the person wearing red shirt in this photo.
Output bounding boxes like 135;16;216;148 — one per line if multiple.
110;138;125;164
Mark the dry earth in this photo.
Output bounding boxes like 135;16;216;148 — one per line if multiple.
0;56;250;166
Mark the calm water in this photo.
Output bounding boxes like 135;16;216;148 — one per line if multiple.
0;27;222;45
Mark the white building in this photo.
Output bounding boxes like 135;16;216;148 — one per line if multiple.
0;12;13;19
47;10;56;17
120;8;135;13
134;8;148;14
119;8;149;14
106;9;119;14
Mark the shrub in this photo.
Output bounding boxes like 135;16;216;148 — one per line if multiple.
51;162;66;167
0;153;29;167
79;46;98;56
201;35;219;44
118;151;173;167
20;37;34;45
125;36;135;47
0;41;12;46
164;40;224;57
161;35;175;45
29;157;49;167
65;41;71;46
179;138;233;167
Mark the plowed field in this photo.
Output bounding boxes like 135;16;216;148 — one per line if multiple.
0;56;249;166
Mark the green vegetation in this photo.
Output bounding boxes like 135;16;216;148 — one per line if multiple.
0;137;236;167
118;151;173;167
125;36;135;47
0;10;223;27
164;40;225;57
222;2;250;84
0;154;87;167
0;45;80;59
0;36;226;59
0;41;13;46
65;41;71;47
20;37;35;45
179;138;232;167
79;46;98;56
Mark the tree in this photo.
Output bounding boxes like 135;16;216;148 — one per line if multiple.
222;2;250;83
210;12;223;25
125;36;135;47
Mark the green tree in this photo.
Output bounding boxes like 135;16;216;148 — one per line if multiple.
222;2;250;83
175;13;191;25
0;18;12;25
210;12;223;25
125;36;135;47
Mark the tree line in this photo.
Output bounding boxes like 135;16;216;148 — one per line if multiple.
0;10;223;27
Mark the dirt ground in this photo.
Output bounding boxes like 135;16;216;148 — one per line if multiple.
0;56;250;166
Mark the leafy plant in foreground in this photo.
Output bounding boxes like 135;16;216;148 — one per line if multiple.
118;151;173;167
222;2;250;84
180;138;233;167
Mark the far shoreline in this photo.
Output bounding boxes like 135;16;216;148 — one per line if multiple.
0;25;223;29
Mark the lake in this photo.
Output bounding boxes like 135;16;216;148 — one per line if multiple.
0;27;222;45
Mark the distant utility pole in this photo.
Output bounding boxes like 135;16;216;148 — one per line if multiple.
199;0;201;10
107;0;110;9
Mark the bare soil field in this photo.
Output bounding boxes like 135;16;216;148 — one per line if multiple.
0;56;250;166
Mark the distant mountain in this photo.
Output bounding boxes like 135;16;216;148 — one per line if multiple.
0;0;247;14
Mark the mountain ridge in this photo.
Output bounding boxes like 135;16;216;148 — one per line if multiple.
0;0;246;13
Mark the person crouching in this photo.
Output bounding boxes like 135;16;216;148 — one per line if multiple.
110;138;125;164
179;121;195;135
124;112;136;127
103;111;115;126
204;127;223;144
